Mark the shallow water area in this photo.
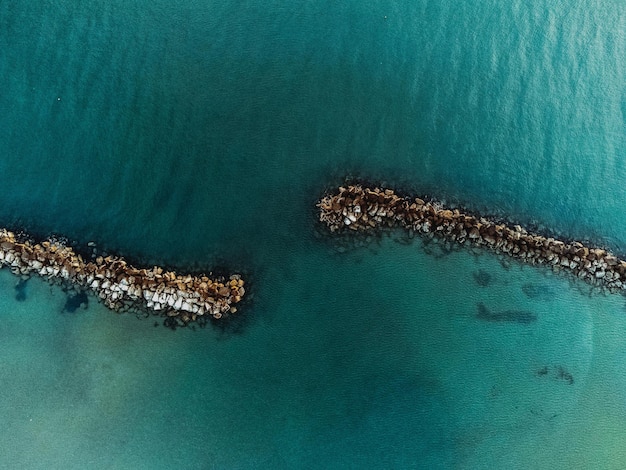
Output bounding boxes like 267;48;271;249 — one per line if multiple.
2;239;626;468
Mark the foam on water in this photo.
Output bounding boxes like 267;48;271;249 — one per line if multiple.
1;0;626;468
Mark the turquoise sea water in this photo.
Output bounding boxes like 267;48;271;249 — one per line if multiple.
1;1;626;468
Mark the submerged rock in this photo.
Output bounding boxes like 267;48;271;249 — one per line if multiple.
64;291;89;313
14;278;28;302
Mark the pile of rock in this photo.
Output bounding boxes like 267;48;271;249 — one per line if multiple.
318;185;626;291
0;228;244;323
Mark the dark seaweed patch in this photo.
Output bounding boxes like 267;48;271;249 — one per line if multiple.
555;365;574;385
536;365;574;385
522;283;556;301
476;302;537;324
472;269;493;287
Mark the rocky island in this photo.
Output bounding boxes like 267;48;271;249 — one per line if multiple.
318;184;626;291
0;228;245;324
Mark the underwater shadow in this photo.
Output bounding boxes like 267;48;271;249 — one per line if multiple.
476;302;537;325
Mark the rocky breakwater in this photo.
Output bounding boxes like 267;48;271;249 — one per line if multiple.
0;228;245;324
318;185;626;292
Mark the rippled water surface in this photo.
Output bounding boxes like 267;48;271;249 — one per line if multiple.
1;1;626;468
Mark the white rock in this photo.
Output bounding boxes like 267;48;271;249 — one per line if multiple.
174;297;183;310
343;217;352;226
128;287;140;299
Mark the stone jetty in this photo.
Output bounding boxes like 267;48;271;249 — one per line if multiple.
318;185;626;291
0;228;245;324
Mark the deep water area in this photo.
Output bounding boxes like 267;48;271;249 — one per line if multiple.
1;1;626;468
